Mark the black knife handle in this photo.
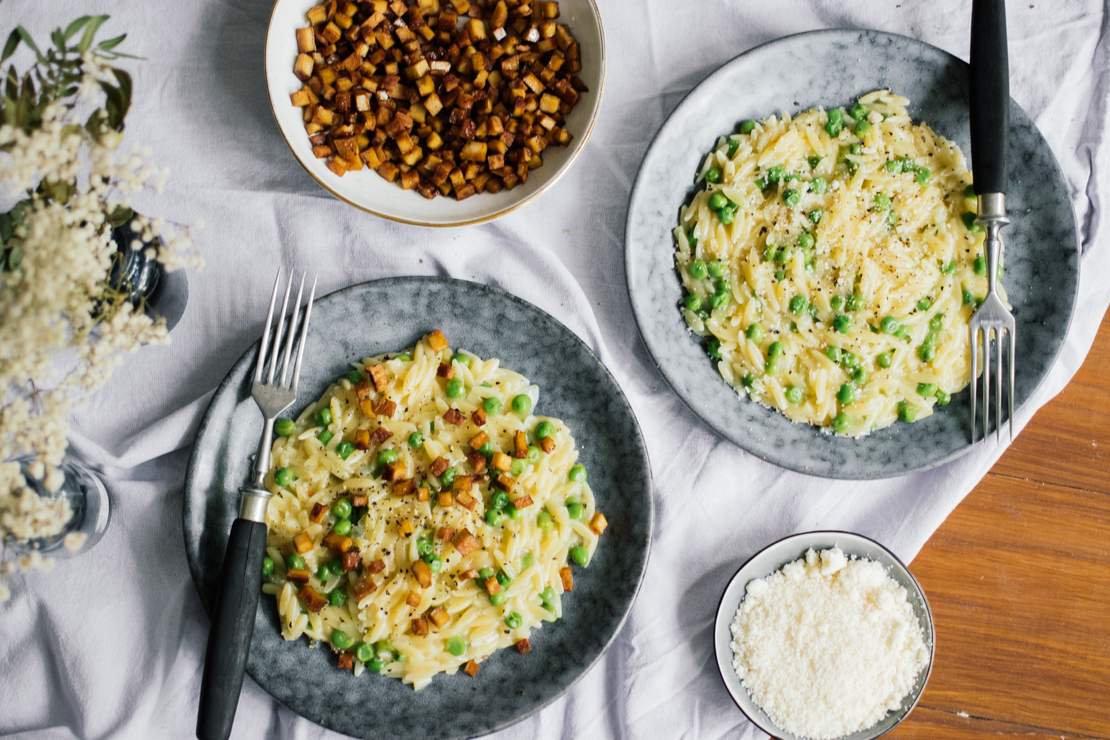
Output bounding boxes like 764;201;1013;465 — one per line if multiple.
970;0;1009;194
196;518;267;740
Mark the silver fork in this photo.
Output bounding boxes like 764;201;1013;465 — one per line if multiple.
968;0;1016;443
197;270;317;740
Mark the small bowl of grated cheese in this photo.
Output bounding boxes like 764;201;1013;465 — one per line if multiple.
714;531;935;740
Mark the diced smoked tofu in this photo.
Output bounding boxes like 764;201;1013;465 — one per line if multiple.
416;486;430;502
491;452;511;472
443;408;464;425
291;89;313;107
426;329;449;351
515;638;532;654
309;503;328;523
452;529;480;554
540;436;555;453
293;532;313;554
354;429;371;449
483;577;501;595
323;533;355;552
436;526;456;541
294;53;315;80
513;431;527;458
471;408;487;426
341;550;360;571
353;577;377;600
286;568;311;584
427;606;450;628
452;475;474;492
512;494;533;509
299;585;327;611
559;566;573;592
350;493;368;507
368;363;390;391
589;512;608;535
400;517;415;535
374;398;397;417
495;474;515;492
392;479;415;496
467;453;487;475
437;361;455;379
371;427;392;445
413;559;433;587
337;652;354;671
406;591;422;607
469;431;490;450
456;490;477;510
437;492;454;507
430;457;450;476
368;558;386;573
463;660;480;676
411;617;429;636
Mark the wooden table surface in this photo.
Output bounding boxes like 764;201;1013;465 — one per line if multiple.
898;309;1110;738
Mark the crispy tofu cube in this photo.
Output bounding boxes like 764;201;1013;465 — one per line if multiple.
293;532;313;554
589;512;608;535
426;329;449;351
413;559;432;587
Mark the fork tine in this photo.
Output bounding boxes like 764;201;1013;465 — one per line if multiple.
254;270;282;383
278;273;307;387
290;274;318;394
1008;328;1015;441
995;328;1004;444
970;324;979;442
266;276;295;384
981;326;991;441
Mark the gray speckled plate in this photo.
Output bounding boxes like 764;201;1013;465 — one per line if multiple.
625;29;1079;479
183;277;652;739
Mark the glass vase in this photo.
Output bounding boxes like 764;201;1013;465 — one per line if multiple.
6;456;112;558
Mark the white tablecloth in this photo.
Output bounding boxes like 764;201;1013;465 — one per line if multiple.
2;1;1107;738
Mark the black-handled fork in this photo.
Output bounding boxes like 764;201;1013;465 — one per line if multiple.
197;271;317;740
969;0;1016;442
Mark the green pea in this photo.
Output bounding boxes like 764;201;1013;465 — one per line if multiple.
833;314;851;333
481;397;503;416
962;287;975;305
569;545;590;567
331;629;353;650
374;448;397;466
915;166;931;185
964;183;976;198
438;465;456;488
537;510;554;530
505;611;524;629
973;255;986;276
702;259;725;279
275;467;294;487
688;259;708;279
568;464;587;483
540;586;557;610
782;189;801;207
708;291;729;310
846;293;864;312
445;636;467;656
727;138;740;157
767;341;784;360
489;591;506;606
367;657;385;673
317;430;334;445
745;324;764;343
526;446;542;463
917;383;937;398
885;159;903;173
942;260;957;274
510;459;525;477
843;158;859;175
328;586;347;606
935;389;951;406
854;119;871;135
511;394;533;417
708;192;728;211
880;316;901;335
355;642;375;663
918;342;937;362
274;418;296;437
810;177;827;194
706;337;722;361
452;352;472;367
316;407;332;427
930;313;945;331
331;498;352;520
766;165;786;184
840;350;860;370
873;192;891;210
837;383;857;405
825;107;844;136
428;556;443;572
785;385;804;404
445;379;464;399
520;552;534;570
832;412;850;433
682;293;703;312
754;176;768;191
849;102;867;120
916;297;933;312
898;400;918;423
336;441;354;459
824;346;843;363
285;553;306;570
876;352;893;369
849;142;863;156
346;368;365;384
718;206;735;225
962;211;979;231
828;296;843;313
333;518;352;536
485;508;506;526
739;119;756;134
531;421;553;441
805;210;822;228
477;567;496;581
489;491;510;511
705;166;722;184
407;431;424;449
852;367;869;384
262;556;275;578
789;295;806;315
566;500;584;520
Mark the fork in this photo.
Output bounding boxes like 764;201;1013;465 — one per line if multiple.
197;270;317;740
968;0;1015;443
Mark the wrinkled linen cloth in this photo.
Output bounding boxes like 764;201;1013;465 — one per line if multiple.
2;1;1107;738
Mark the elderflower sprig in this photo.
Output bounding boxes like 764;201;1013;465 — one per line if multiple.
0;16;201;601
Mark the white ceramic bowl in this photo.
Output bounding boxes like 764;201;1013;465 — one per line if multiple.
265;0;605;227
713;531;936;740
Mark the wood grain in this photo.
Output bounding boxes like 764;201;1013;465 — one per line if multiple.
897;310;1110;738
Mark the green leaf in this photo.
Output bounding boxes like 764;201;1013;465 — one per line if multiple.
51;29;66;52
63;15;94;41
107;205;134;228
0;211;12;243
14;27;44;62
77;15;110;53
6;246;23;271
97;33;127;52
2;29;20;62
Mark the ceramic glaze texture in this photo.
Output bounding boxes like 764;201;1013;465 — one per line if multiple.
183;278;652;739
626;29;1079;479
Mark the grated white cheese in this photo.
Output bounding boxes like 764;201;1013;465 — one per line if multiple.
730;547;929;739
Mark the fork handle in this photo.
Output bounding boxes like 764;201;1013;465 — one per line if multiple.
196;517;267;740
970;0;1008;194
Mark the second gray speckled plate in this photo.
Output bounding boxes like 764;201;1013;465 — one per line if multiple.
625;29;1079;479
183;277;652;739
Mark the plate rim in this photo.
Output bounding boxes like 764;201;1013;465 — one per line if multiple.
263;0;608;228
181;275;655;738
623;27;1082;480
711;529;937;739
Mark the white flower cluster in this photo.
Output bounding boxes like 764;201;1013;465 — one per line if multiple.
0;59;202;600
